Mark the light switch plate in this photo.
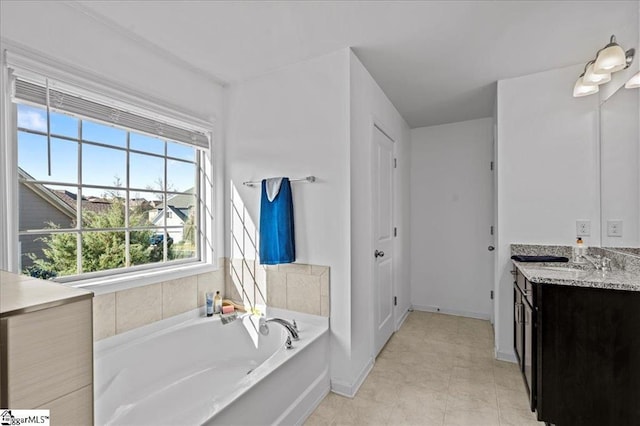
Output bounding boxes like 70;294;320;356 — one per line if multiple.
576;220;591;237
607;220;623;237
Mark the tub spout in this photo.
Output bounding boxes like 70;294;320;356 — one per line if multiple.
259;317;300;341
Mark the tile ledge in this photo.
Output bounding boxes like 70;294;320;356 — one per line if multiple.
73;263;220;296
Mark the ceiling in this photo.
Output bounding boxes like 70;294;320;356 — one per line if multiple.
76;1;638;128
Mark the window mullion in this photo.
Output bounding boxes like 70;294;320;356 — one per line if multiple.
163;140;168;263
14;95;207;280
125;132;131;268
196;152;202;263
76;118;83;275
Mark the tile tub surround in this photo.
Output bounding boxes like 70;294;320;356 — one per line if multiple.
93;259;330;341
305;311;542;426
265;263;330;317
92;263;226;341
224;258;331;317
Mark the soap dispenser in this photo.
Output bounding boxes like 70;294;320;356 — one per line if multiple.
573;237;587;263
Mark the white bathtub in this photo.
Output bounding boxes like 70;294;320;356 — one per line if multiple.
94;307;330;425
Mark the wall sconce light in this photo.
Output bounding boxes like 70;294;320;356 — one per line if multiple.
573;70;599;97
594;35;632;73
573;35;635;97
625;71;640;89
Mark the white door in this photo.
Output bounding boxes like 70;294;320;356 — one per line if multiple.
372;125;395;356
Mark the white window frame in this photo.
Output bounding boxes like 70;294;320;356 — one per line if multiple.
1;46;219;291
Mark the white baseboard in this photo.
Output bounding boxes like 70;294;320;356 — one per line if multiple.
395;307;410;330
330;357;374;398
412;304;491;321
277;366;330;426
495;349;518;363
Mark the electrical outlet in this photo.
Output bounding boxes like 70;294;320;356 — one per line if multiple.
576;220;591;237
607;220;623;237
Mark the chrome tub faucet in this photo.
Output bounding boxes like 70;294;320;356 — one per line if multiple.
259;317;300;349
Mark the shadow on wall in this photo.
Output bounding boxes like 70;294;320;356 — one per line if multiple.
229;181;266;311
227;182;331;317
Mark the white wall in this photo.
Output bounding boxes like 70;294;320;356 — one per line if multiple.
348;51;411;395
225;49;411;395
600;86;639;247
495;64;600;360
0;1;226;268
410;118;494;319
0;2;222;122
225;50;353;385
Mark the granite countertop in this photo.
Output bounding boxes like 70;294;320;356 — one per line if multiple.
1;270;93;317
512;260;640;292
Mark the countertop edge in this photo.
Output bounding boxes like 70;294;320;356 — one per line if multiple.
0;292;94;318
512;260;640;292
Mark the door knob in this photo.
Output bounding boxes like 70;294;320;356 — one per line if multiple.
488;246;495;251
374;250;385;258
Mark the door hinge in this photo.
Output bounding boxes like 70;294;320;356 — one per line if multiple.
490;161;494;171
490;225;494;235
394;158;397;168
394;227;397;237
394;296;397;306
490;290;494;300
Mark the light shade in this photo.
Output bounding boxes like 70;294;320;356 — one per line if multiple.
594;37;627;74
625;71;640;89
583;62;611;85
573;76;599;97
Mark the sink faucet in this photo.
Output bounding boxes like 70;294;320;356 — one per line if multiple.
580;253;601;269
579;254;611;271
259;317;300;348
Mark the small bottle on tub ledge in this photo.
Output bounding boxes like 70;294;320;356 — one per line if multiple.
206;292;214;317
214;291;223;314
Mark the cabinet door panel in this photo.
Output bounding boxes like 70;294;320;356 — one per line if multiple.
538;284;640;425
37;384;93;426
514;285;523;369
523;300;534;409
6;300;92;407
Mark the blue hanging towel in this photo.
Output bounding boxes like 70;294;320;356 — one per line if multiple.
259;177;295;265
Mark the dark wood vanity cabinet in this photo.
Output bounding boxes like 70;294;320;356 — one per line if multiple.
513;270;535;411
513;267;640;425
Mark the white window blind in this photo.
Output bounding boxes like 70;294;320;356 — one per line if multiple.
12;78;210;149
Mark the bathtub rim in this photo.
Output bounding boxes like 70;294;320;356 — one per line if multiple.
94;306;327;354
94;306;329;424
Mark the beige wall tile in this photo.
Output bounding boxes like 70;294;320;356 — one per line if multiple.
311;265;329;276
226;259;245;302
116;283;162;334
242;261;257;304
286;273;321;315
197;270;225;307
320;271;330;297
320;268;330;316
93;293;115;341
278;263;311;274
321;294;330;317
162;276;198;319
266;270;287;308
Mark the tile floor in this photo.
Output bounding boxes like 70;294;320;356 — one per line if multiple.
305;311;543;425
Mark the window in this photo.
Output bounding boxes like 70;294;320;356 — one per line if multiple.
12;75;212;281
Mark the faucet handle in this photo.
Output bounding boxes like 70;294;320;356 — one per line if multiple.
285;335;293;349
601;257;612;271
292;319;298;331
258;317;269;335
